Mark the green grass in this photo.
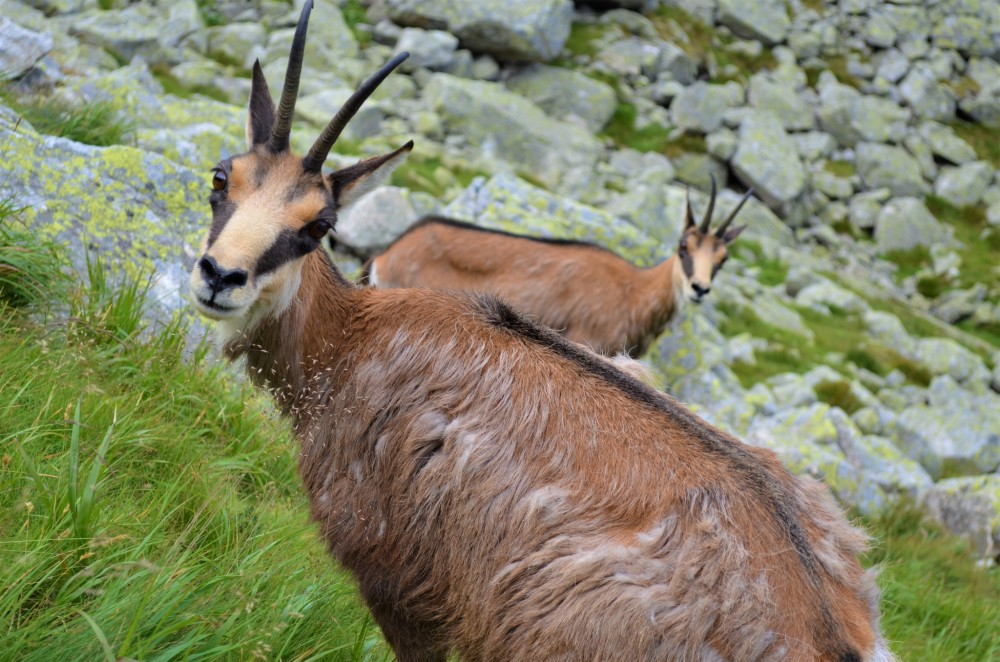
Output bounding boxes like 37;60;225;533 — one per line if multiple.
1;248;390;658
562;21;610;59
600;103;706;157
648;5;775;82
3;212;999;661
0;86;133;147
805;54;863;90
861;504;1000;661
195;0;224;27
731;240;788;286
341;0;373;47
824;159;856;178
813;379;864;414
390;155;486;200
0;198;65;308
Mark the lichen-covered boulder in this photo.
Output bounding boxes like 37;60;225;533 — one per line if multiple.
0;17;52;81
795;281;870;314
959;86;1000;128
68;2;202;66
386;0;572;62
918;121;978;165
442;173;661;266
894;376;1000;479
747;73;814;131
205;22;267;68
422;73;602;189
873;196;947;254
934;161;994;208
670;81;744;134
731;111;806;213
504;64;616;133
899;65;956;122
394;27;459;71
0;123;206;319
856;142;929;197
817;75;911;147
922;475;1000;560
334;186;432;254
930;14;999;58
717;0;789;45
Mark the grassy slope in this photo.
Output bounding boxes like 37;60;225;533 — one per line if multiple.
1;209;999;660
1;211;389;660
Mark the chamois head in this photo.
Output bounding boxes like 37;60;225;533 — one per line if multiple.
189;0;411;324
677;177;752;304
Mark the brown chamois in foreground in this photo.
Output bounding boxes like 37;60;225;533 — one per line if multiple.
364;180;751;357
188;4;895;660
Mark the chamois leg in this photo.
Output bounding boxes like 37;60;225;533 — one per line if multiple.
367;602;447;662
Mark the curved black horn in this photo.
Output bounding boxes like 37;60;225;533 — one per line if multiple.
268;0;313;153
684;186;696;228
716;188;755;237
303;52;410;173
699;175;716;234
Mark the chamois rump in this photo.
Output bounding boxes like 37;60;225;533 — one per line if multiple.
364;179;750;357
187;3;895;660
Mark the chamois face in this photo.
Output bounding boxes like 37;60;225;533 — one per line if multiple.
187;0;411;327
676;181;752;304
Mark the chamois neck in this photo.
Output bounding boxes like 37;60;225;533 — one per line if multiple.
224;251;357;417
630;254;683;348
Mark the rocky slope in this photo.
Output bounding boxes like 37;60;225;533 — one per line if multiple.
1;0;999;561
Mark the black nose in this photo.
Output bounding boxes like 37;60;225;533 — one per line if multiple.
692;283;711;298
199;256;248;293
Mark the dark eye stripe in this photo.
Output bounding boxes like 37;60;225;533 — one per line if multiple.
680;251;694;278
207;199;236;248
254;229;316;278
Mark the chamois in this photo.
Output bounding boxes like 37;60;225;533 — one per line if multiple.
364;180;751;357
188;4;895;660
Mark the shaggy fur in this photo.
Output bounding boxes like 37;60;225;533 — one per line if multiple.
213;250;895;662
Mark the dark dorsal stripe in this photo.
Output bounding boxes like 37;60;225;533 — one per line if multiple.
474;293;853;655
393;216;615;254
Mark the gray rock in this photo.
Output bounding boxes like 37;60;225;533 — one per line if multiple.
863;12;897;49
654;42;698;85
874;48;910;83
706;128;738;161
670;82;744;134
442;173;664;267
372;18;403;46
848;190;888;231
296;89;383;144
812;171;854;199
673;153;728;192
394;27;459;71
732;111;807;213
717;0;790;46
934;161;994;207
386;0;572;62
205;22;266;68
931;14;998;58
863;310;916;352
0;17;52;81
334;186;420;253
792;131;836;162
816;76;911;146
959;86;1000;128
967;57;1000;93
595;36;661;78
422;73;602;189
748;73;815;131
856;142;929;197
263;6;358;85
918;121;978;165
903;134;938;181
70;2;201;66
907;339;990;384
874;197;947;253
0;120;205;321
932;284;988;324
987;199;1000;226
504;64;616;133
922;475;1000;560
796;281;869;313
899;65;957;122
896;376;1000;479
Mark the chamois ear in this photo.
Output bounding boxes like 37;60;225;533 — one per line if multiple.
721;224;746;244
328;140;413;210
246;60;276;148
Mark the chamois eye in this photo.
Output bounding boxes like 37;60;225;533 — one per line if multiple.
308;219;331;241
212;169;227;191
679;239;688;252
